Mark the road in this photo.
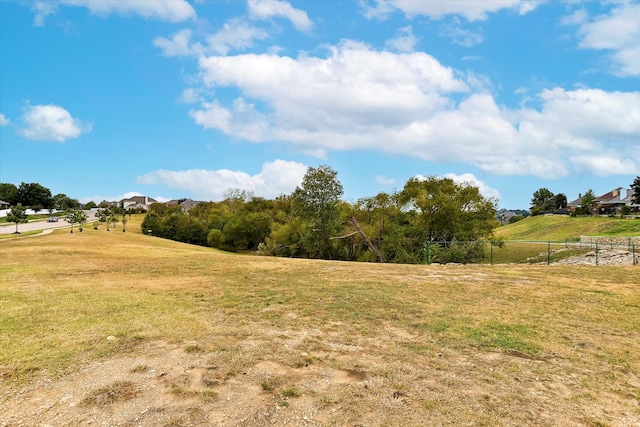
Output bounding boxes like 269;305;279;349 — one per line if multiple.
0;211;97;235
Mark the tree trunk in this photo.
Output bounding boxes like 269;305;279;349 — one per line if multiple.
350;217;386;263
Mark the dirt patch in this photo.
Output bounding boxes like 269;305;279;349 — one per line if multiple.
3;332;639;427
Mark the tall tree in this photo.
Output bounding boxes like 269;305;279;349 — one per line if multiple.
16;182;53;210
6;204;28;234
0;183;18;206
581;189;597;215
53;193;80;211
631;176;640;205
292;165;344;259
399;176;498;243
555;193;568;209
530;188;555;216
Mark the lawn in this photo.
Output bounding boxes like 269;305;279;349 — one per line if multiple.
496;215;640;241
1;220;639;426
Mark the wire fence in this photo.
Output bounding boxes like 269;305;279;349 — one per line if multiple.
425;240;639;266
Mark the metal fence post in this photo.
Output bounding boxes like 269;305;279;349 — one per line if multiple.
596;242;599;266
426;241;431;265
490;241;493;265
547;240;551;265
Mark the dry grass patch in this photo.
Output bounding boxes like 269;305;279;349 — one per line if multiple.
81;380;138;405
1;226;639;426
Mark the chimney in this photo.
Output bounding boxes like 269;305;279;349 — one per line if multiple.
145;196;148;205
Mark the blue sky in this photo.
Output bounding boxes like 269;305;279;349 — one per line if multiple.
1;0;639;209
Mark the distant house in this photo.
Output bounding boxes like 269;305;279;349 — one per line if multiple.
0;200;10;209
180;199;200;211
568;187;637;214
597;188;629;214
165;199;201;212
120;196;158;212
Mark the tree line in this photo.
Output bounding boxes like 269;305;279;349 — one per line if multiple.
141;166;500;264
0;182;81;211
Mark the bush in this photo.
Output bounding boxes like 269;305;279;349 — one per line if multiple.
509;215;524;224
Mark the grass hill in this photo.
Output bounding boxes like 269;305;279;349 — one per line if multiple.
1;218;640;425
495;214;640;241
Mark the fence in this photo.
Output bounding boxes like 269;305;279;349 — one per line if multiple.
425;240;639;266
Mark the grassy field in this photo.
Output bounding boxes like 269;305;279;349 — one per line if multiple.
496;215;640;241
1;216;640;426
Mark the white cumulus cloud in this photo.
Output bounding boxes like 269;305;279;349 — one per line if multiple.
0;114;10;126
19;104;91;142
185;41;639;179
136;160;308;200
248;0;313;32
573;2;640;76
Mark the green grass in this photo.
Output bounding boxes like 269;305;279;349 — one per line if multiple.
497;215;640;241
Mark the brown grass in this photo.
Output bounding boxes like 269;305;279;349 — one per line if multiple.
1;216;639;426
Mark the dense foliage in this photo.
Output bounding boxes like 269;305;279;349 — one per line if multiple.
141;167;500;264
1;182;81;211
632;176;640;205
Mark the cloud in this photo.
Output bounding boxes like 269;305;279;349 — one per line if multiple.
58;0;196;22
32;0;196;25
572;3;640;76
154;29;202;57
206;18;270;55
137;159;308;200
361;0;541;21
154;20;269;57
375;175;396;186
442;173;501;201
0;114;10;126
19;104;91;142
385;26;419;52
248;0;313;32
439;19;484;47
185;41;639;179
31;2;57;26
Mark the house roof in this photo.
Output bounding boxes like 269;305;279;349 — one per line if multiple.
120;196;158;204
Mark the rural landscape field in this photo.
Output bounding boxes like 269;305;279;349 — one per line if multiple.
1;216;639;426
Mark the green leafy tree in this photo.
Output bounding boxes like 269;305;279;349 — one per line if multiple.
6;204;28;233
530;188;555;216
554;193;567;209
83;200;97;209
53;194;80;211
66;209;88;233
0;183;18;206
16;182;53;211
581;189;597;215
96;207;113;230
631;176;640;205
291;165;344;259
399;176;498;242
220;212;273;251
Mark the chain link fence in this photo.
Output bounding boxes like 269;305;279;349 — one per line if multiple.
425;239;639;266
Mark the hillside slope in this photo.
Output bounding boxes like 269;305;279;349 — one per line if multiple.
495;215;640;241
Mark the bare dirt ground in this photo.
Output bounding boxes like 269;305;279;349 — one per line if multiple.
2;324;639;427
